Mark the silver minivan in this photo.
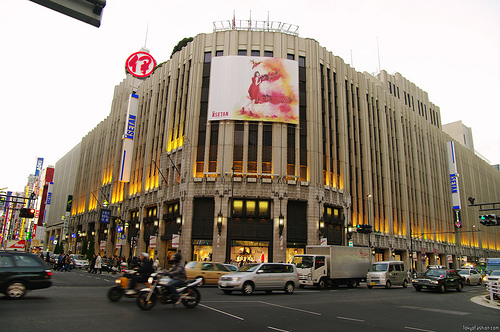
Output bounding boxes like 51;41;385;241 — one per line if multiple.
218;263;299;295
366;261;409;289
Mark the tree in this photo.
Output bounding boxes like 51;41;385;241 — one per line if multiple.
81;239;88;256
170;37;193;58
86;236;95;260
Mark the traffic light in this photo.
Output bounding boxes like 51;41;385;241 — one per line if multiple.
479;214;499;226
19;208;35;218
356;224;373;234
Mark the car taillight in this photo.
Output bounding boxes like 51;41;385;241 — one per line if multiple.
45;270;53;278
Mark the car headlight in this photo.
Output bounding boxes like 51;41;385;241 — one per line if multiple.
230;277;241;282
115;279;121;284
430;280;439;284
148;277;154;284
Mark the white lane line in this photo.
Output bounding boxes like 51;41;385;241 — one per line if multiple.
399;305;471;316
199;304;244;321
268;326;290;332
259;301;322;316
336;316;365;322
404;327;436;332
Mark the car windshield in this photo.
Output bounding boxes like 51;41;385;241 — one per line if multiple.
490;271;500;276
457;270;470;275
425;269;446;277
369;263;388;272
238;264;261;272
292;256;313;269
71;255;86;260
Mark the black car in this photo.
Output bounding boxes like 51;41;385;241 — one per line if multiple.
0;251;53;299
412;269;465;293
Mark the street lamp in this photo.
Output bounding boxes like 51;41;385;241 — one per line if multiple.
217;212;223;235
176;215;182;235
278;214;284;236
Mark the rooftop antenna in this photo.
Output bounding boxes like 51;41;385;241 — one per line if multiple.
144;21;149;49
377;36;381;73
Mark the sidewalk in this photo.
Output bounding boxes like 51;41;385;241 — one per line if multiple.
471;294;500;310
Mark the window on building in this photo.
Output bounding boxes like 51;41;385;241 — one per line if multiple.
215;50;223;57
262;123;272;175
251;50;260;56
264;51;273;57
238;50;247;56
233;121;244;173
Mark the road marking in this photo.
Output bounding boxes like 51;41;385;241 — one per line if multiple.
199;304;244;320
268;326;290;332
259;301;322;316
400;305;471;316
405;327;436;332
336;316;365;322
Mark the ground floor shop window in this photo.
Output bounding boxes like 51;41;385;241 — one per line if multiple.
230;240;268;265
192;240;213;261
286;246;305;264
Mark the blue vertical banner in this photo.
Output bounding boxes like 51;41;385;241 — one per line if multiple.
100;209;111;223
34;158;44;177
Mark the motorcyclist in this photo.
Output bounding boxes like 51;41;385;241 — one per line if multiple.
162;253;186;304
125;253;155;295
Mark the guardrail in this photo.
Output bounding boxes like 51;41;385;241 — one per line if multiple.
486;281;500;301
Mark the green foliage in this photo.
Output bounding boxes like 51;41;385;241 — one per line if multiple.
86;236;95;260
81;239;88;256
170;37;193;59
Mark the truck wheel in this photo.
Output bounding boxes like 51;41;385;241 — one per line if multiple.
347;280;357;288
367;285;373;289
317;279;327;290
402;280;408;288
385;281;392;289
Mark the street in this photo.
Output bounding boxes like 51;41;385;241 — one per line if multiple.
1;269;499;332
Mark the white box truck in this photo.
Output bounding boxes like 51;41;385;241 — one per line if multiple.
292;245;371;289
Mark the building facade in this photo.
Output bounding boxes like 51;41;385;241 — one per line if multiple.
58;27;499;270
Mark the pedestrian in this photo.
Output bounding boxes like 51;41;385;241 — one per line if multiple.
95;253;102;274
89;254;96;273
45;252;50;263
57;253;64;271
61;254;72;272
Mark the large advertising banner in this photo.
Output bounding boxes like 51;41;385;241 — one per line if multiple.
119;93;139;182
208;56;299;124
446;141;461;210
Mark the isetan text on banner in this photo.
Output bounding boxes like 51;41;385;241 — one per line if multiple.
119;93;139;182
208;56;299;124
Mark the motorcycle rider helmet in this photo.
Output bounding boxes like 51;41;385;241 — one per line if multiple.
140;252;149;259
172;253;182;262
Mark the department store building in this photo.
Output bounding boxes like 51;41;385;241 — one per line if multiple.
55;22;499;269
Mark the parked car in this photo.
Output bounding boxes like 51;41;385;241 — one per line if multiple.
218;262;299;295
366;261;409;289
185;261;232;285
0;251;53;299
457;269;482;285
484;270;500;284
412;269;465;293
426;265;446;270
70;254;89;269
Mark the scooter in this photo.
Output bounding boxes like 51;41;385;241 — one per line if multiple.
136;273;202;310
107;268;149;302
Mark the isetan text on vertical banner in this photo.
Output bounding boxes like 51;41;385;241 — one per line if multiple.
446;141;461;210
119;93;139;182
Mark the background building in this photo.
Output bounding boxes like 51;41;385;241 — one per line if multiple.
49;22;499;270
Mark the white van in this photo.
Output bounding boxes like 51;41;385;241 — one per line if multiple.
366;261;409;289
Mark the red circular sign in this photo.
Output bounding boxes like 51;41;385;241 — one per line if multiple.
125;51;156;78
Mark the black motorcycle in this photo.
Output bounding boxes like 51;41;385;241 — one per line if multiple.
136;273;202;310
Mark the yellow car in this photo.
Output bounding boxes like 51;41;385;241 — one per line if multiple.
185;261;232;286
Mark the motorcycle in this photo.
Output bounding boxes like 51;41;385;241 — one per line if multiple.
136;273;202;310
107;268;149;302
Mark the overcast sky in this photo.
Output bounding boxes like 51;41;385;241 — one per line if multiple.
1;0;499;192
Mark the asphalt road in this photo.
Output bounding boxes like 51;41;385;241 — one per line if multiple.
1;269;498;332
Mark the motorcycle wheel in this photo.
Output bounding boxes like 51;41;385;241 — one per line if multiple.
181;287;201;309
136;291;157;310
108;286;123;302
